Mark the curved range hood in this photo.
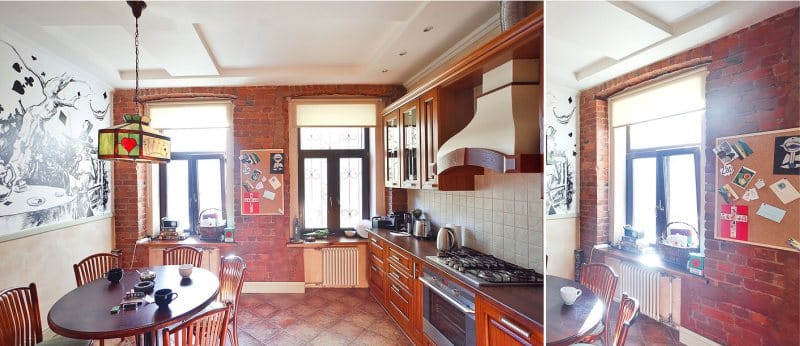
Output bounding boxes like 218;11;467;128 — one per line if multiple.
437;59;540;174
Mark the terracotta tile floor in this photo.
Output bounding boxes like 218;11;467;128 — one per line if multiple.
235;288;413;346
597;301;684;346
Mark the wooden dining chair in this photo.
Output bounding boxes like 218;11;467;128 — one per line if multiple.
73;252;120;287
0;283;90;346
578;263;619;345
162;304;230;346
218;255;247;346
163;246;203;267
572;293;640;346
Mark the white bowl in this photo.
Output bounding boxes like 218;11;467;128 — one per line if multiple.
179;264;193;278
344;230;357;237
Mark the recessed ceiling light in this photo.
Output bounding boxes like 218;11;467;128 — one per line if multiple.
381;69;389;73
423;26;434;32
399;51;407;56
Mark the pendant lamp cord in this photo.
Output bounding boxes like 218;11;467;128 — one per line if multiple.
134;14;140;106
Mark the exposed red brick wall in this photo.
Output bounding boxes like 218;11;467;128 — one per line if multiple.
579;8;799;345
385;187;408;213
113;85;405;282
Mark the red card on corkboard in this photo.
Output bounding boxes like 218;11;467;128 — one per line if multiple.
720;204;749;241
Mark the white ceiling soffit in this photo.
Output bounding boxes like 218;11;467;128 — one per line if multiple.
546;1;800;90
0;1;498;88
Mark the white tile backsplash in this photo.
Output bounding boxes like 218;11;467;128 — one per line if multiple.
408;172;544;272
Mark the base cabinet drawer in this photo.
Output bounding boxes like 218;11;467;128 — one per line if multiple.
476;297;543;346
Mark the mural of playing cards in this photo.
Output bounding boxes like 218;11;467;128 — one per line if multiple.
720;204;749;241
0;37;111;238
240;149;284;215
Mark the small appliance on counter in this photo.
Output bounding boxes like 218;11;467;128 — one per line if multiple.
412;217;432;239
158;218;188;240
371;215;395;230
372;211;413;233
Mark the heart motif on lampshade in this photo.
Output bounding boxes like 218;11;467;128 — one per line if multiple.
121;137;138;153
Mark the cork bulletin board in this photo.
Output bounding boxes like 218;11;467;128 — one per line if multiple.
714;128;800;251
240;149;285;215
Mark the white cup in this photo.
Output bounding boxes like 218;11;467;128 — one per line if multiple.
560;286;582;305
179;264;193;278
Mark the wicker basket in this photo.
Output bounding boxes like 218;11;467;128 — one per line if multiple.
198;208;226;241
657;221;700;267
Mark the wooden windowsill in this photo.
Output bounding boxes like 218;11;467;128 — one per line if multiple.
286;236;368;248
595;247;709;284
140;236;239;248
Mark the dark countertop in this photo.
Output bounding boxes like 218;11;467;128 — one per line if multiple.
368;229;544;327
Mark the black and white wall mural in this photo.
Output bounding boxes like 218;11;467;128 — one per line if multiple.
0;36;111;239
545;86;578;218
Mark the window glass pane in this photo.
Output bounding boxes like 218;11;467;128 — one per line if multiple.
300;127;365;150
303;158;328;228
386;118;400;182
631;157;657;243
163;128;227;152
628;111;703;150
339;158;363;228
166;160;190;232
665;154;699;234
197;159;223;219
613;127;628;239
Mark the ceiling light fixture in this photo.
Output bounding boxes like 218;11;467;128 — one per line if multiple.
423;26;434;32
399;51;407;56
98;1;170;163
381;69;389;73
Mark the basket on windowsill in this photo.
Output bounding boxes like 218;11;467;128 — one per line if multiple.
657;221;700;267
198;208;226;241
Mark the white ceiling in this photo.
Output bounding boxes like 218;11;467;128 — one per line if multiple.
0;1;500;88
546;1;800;91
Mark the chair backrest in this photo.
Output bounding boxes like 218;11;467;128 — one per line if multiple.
0;283;43;346
73;252;120;287
162;304;229;346
612;293;640;346
163;246;203;267
579;263;619;343
218;255;247;309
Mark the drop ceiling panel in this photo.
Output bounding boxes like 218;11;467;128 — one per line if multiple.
547;1;671;60
629;1;717;25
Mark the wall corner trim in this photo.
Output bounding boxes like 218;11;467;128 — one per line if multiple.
242;282;305;294
678;327;722;346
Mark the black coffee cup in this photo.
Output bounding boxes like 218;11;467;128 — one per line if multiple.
154;288;178;307
106;268;123;283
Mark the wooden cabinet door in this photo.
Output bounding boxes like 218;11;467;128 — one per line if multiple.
419;89;439;189
476;296;543;346
399;100;421;189
368;235;388;303
384;111;401;188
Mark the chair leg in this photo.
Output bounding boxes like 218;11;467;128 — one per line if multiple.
231;319;239;346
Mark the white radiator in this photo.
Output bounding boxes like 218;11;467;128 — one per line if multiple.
322;247;359;287
617;261;673;323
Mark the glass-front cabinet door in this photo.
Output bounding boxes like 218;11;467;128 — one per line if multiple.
384;111;401;188
400;100;421;188
420;89;438;189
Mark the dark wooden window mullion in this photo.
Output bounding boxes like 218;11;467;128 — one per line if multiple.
188;158;199;234
655;153;667;239
328;156;340;230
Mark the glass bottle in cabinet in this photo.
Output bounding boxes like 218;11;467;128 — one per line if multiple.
384;111;401;187
400;100;420;188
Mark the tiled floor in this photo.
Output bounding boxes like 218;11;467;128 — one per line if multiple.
235;288;413;346
600;301;684;346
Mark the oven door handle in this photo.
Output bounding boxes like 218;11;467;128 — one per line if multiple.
419;277;475;315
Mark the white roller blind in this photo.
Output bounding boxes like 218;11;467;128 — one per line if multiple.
296;103;377;127
610;68;707;127
149;102;231;129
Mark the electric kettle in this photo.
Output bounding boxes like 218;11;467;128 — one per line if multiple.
436;226;457;254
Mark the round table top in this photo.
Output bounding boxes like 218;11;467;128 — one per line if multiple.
48;265;219;339
545;275;605;345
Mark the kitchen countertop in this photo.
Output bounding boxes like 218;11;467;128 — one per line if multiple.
368;228;544;327
286;235;368;248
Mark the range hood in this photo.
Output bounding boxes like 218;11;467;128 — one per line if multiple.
437;59;540;174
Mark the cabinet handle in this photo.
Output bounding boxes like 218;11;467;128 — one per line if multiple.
391;285;409;304
389;271;401;282
500;317;530;339
389;255;402;263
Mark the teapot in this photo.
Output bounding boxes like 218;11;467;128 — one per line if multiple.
436;226;457;254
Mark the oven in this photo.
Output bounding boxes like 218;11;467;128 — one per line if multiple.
419;267;476;346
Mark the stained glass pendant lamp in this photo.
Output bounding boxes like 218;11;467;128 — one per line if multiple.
98;1;170;163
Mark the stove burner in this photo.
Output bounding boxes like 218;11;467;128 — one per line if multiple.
428;247;543;286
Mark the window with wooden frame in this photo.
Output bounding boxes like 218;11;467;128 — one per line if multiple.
298;127;370;230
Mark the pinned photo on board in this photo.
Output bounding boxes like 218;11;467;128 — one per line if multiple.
774;136;800;175
732;166;756;189
270;153;285;174
713;140;739;164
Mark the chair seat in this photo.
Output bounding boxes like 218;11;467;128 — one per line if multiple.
38;336;92;346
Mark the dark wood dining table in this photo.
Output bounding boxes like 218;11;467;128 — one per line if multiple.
48;265;219;345
545;275;605;345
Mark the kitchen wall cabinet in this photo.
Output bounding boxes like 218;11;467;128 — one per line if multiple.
400;100;421;189
419;89;439;189
384;110;401;188
476;296;543;346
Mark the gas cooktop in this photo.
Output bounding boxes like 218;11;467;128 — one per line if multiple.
426;247;544;287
